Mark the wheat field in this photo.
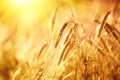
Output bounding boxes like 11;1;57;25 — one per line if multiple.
0;0;120;80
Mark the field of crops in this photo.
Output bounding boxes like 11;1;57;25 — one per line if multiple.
0;0;120;80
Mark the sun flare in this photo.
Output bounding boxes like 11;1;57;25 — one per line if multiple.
11;0;36;8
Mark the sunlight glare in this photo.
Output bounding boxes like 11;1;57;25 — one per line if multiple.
11;0;35;7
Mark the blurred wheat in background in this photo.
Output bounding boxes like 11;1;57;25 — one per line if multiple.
0;0;120;80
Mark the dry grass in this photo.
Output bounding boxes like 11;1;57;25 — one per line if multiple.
0;0;120;80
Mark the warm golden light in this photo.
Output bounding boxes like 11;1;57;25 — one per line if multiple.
11;0;35;7
7;0;54;20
